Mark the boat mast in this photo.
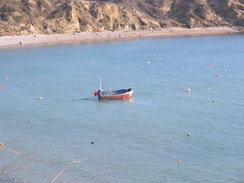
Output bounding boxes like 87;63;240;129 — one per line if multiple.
99;76;102;90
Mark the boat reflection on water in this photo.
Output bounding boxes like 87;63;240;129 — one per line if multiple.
97;97;134;103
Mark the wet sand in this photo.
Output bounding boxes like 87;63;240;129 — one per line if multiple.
0;27;241;49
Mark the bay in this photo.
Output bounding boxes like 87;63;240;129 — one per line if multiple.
0;35;243;183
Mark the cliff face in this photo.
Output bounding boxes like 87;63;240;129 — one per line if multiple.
0;0;243;36
44;1;160;33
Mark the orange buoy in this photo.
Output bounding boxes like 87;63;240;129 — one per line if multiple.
209;64;213;67
186;88;191;93
0;142;4;147
93;90;98;96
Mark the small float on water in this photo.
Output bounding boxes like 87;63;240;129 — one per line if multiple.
93;77;133;100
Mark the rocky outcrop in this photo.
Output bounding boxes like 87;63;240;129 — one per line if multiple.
43;1;160;33
0;0;243;36
207;0;244;26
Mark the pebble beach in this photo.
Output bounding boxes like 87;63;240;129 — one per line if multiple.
0;27;240;49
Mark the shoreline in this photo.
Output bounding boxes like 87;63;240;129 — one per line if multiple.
0;27;242;49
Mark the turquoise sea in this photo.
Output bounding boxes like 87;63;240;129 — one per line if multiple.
0;35;244;183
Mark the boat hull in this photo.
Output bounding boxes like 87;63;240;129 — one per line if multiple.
98;89;133;100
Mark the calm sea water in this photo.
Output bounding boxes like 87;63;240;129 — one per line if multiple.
0;35;244;183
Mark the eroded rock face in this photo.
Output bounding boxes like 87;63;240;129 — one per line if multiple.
43;1;160;33
207;0;244;26
0;0;243;36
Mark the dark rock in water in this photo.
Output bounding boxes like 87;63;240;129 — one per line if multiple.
91;141;94;144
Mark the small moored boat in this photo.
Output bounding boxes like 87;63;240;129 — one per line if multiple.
94;88;133;100
93;77;133;100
